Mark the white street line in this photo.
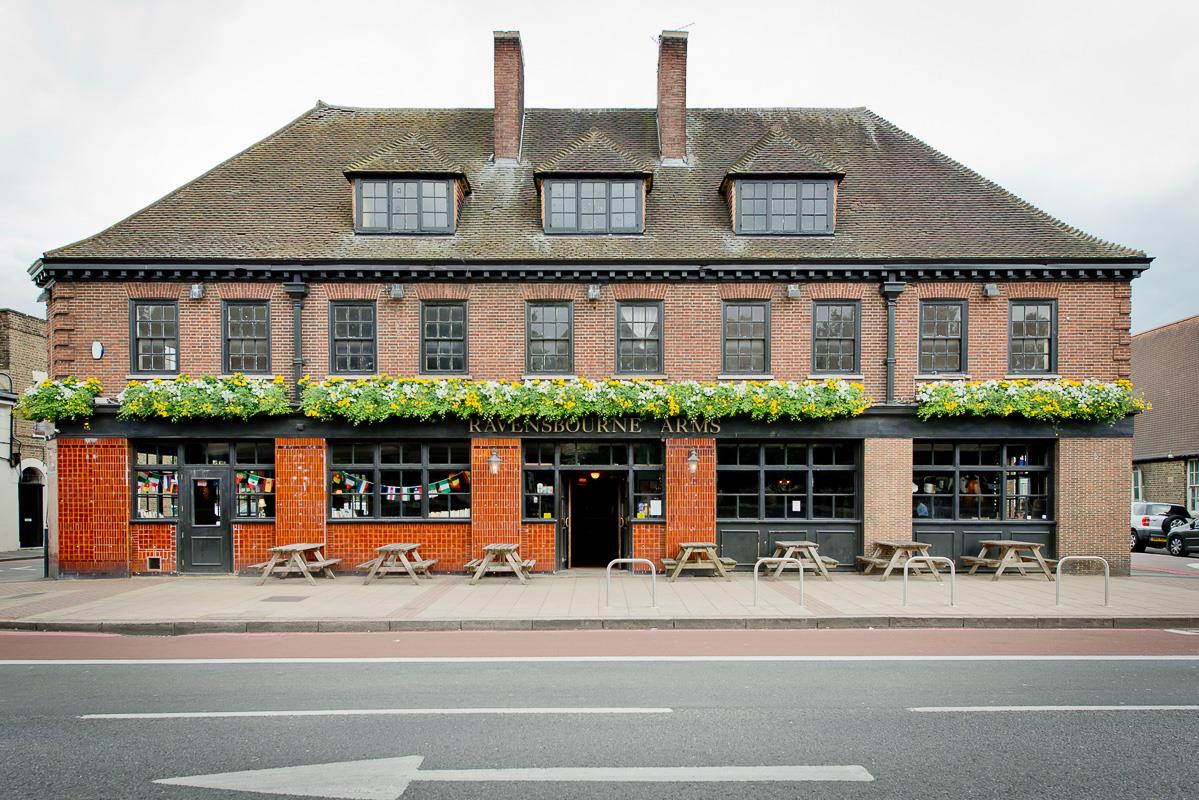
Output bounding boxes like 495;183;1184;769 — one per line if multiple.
414;765;873;782
82;706;671;720
1164;629;1199;636
4;654;1199;666
910;705;1199;713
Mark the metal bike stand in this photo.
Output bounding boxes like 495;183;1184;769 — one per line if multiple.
1055;555;1110;607
605;558;658;608
753;557;804;607
902;556;956;607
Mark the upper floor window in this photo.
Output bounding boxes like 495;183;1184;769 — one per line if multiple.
330;302;376;374
812;301;858;374
421;302;467;374
223;301;270;374
356;178;453;234
919;301;966;374
736;179;834;234
1009;300;1056;374
616;301;663;374
526;302;573;374
544;179;642;234
722;301;770;375
131;300;179;374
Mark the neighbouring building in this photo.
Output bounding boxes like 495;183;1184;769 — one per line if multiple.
1131;313;1199;512
0;309;49;551
31;30;1147;578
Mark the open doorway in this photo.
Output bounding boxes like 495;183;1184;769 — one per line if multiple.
566;472;624;568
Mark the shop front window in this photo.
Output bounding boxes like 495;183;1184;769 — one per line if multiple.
717;442;859;520
912;441;1053;521
520;441;664;521
234;441;275;519
134;444;179;519
329;441;471;520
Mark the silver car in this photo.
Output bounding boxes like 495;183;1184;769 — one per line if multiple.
1130;502;1191;552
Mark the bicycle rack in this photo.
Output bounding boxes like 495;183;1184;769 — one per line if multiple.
1056;556;1110;607
605;558;658;608
902;556;956;607
753;557;805;607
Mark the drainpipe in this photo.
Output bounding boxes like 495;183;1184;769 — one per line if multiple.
880;280;906;405
282;280;308;404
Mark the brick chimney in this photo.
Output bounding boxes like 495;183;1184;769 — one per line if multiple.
493;30;525;163
656;30;688;165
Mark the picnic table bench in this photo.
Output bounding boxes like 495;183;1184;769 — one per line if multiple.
663;542;736;581
251;543;340;586
768;540;838;581
357;543;438;586
466;543;535;585
856;540;941;582
962;539;1057;581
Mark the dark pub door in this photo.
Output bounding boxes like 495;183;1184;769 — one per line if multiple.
178;468;233;573
564;472;625;568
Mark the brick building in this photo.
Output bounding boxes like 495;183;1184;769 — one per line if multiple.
31;30;1147;578
1131;314;1199;511
0;309;49;551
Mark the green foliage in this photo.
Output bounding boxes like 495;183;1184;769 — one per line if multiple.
19;377;103;423
916;379;1147;425
118;374;292;422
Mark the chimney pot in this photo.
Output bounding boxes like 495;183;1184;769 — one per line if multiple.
656;30;688;165
493;30;525;163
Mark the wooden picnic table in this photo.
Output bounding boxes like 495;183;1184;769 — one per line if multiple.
251;542;340;586
466;543;535;585
856;540;941;582
963;539;1058;581
768;540;838;581
357;543;438;586
662;541;736;582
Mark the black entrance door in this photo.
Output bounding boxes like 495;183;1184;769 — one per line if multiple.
179;468;232;573
18;482;43;548
567;473;624;568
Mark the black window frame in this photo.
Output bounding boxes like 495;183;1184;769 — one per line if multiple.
525;301;574;375
1008;300;1057;374
329;301;378;375
521;441;665;522
354;177;455;234
328;441;472;521
615;300;664;375
918;300;968;375
811;300;860;375
721;300;771;376
735;178;835;235
221;300;271;375
543;178;644;234
132;442;181;520
420;301;469;375
911;441;1054;522
233;441;276;520
716;442;860;522
129;299;180;375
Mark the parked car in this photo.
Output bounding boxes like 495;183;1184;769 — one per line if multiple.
1130;502;1192;552
1166;518;1199;558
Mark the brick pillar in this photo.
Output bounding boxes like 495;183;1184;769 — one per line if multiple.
1057;437;1132;576
656;30;689;163
665;437;715;553
56;437;130;575
275;438;325;546
863;437;913;554
471;438;522;554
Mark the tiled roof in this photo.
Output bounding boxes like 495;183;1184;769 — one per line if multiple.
344;131;465;179
45;103;1146;263
726;126;843;176
535;128;653;175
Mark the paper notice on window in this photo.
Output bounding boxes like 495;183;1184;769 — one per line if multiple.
791;500;802;512
650;499;662;517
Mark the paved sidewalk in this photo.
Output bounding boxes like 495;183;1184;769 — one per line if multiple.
2;568;1198;633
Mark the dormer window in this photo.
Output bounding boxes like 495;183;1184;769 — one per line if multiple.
544;179;642;234
735;179;834;235
356;178;454;234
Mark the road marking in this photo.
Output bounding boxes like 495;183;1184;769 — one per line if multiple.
156;755;873;798
1164;629;1199;636
910;705;1199;713
5;654;1199;666
82;706;671;720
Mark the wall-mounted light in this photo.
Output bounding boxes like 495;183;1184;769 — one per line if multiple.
687;447;700;474
388;283;406;300
785;283;802;299
586;283;602;301
982;283;1001;298
488;447;503;475
589;471;601;480
91;341;104;360
189;283;205;300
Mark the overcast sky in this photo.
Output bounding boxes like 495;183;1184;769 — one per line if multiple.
1;0;1195;332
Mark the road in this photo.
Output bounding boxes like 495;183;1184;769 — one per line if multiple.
1134;548;1199;576
1;628;1198;799
0;559;42;583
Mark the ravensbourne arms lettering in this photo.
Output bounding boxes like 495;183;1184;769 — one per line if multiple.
468;417;721;434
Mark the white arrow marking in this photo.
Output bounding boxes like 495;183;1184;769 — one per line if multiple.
83;706;671;720
155;755;873;798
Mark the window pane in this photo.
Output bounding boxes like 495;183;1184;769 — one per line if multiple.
524;469;556;519
422;302;467;373
331;304;376;373
813;303;856;373
764;469;805;519
919;302;963;373
527;302;572;373
134;302;178;373
617;302;661;373
723;302;768;373
717;470;759;519
134;469;178;519
1010;302;1054;373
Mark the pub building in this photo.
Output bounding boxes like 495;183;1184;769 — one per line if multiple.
32;30;1144;578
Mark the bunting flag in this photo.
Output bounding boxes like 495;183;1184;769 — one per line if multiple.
331;470;469;500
